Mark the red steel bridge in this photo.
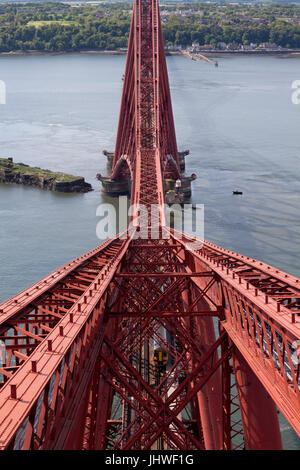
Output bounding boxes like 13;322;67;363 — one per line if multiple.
0;0;299;451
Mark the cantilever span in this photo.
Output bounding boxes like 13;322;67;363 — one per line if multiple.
0;0;299;450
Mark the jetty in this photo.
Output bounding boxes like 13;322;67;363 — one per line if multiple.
182;50;218;66
100;150;196;200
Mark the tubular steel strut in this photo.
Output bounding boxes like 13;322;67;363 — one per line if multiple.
0;0;299;450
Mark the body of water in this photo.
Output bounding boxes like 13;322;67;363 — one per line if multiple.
0;52;299;449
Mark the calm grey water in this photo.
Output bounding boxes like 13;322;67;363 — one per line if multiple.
0;53;299;449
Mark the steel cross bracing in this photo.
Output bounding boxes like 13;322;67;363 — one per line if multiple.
0;0;299;451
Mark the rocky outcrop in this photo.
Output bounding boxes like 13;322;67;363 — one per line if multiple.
0;158;93;193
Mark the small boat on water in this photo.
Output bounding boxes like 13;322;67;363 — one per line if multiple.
233;190;243;195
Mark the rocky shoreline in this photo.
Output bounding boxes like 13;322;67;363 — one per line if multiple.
1;49;300;58
0;158;93;193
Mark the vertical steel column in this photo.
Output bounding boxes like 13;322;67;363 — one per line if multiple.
233;349;282;450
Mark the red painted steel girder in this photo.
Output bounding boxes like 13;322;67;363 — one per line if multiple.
169;230;300;436
112;0;180;193
1;233;298;448
0;237;131;449
0;0;299;450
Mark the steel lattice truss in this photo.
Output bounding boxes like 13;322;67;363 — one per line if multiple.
0;0;299;451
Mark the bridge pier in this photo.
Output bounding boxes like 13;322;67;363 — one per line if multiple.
164;175;196;199
99;175;196;200
178;150;189;172
103;150;114;171
98;176;131;196
101;150;195;200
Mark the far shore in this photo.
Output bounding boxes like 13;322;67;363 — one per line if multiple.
1;49;300;58
0;49;126;57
